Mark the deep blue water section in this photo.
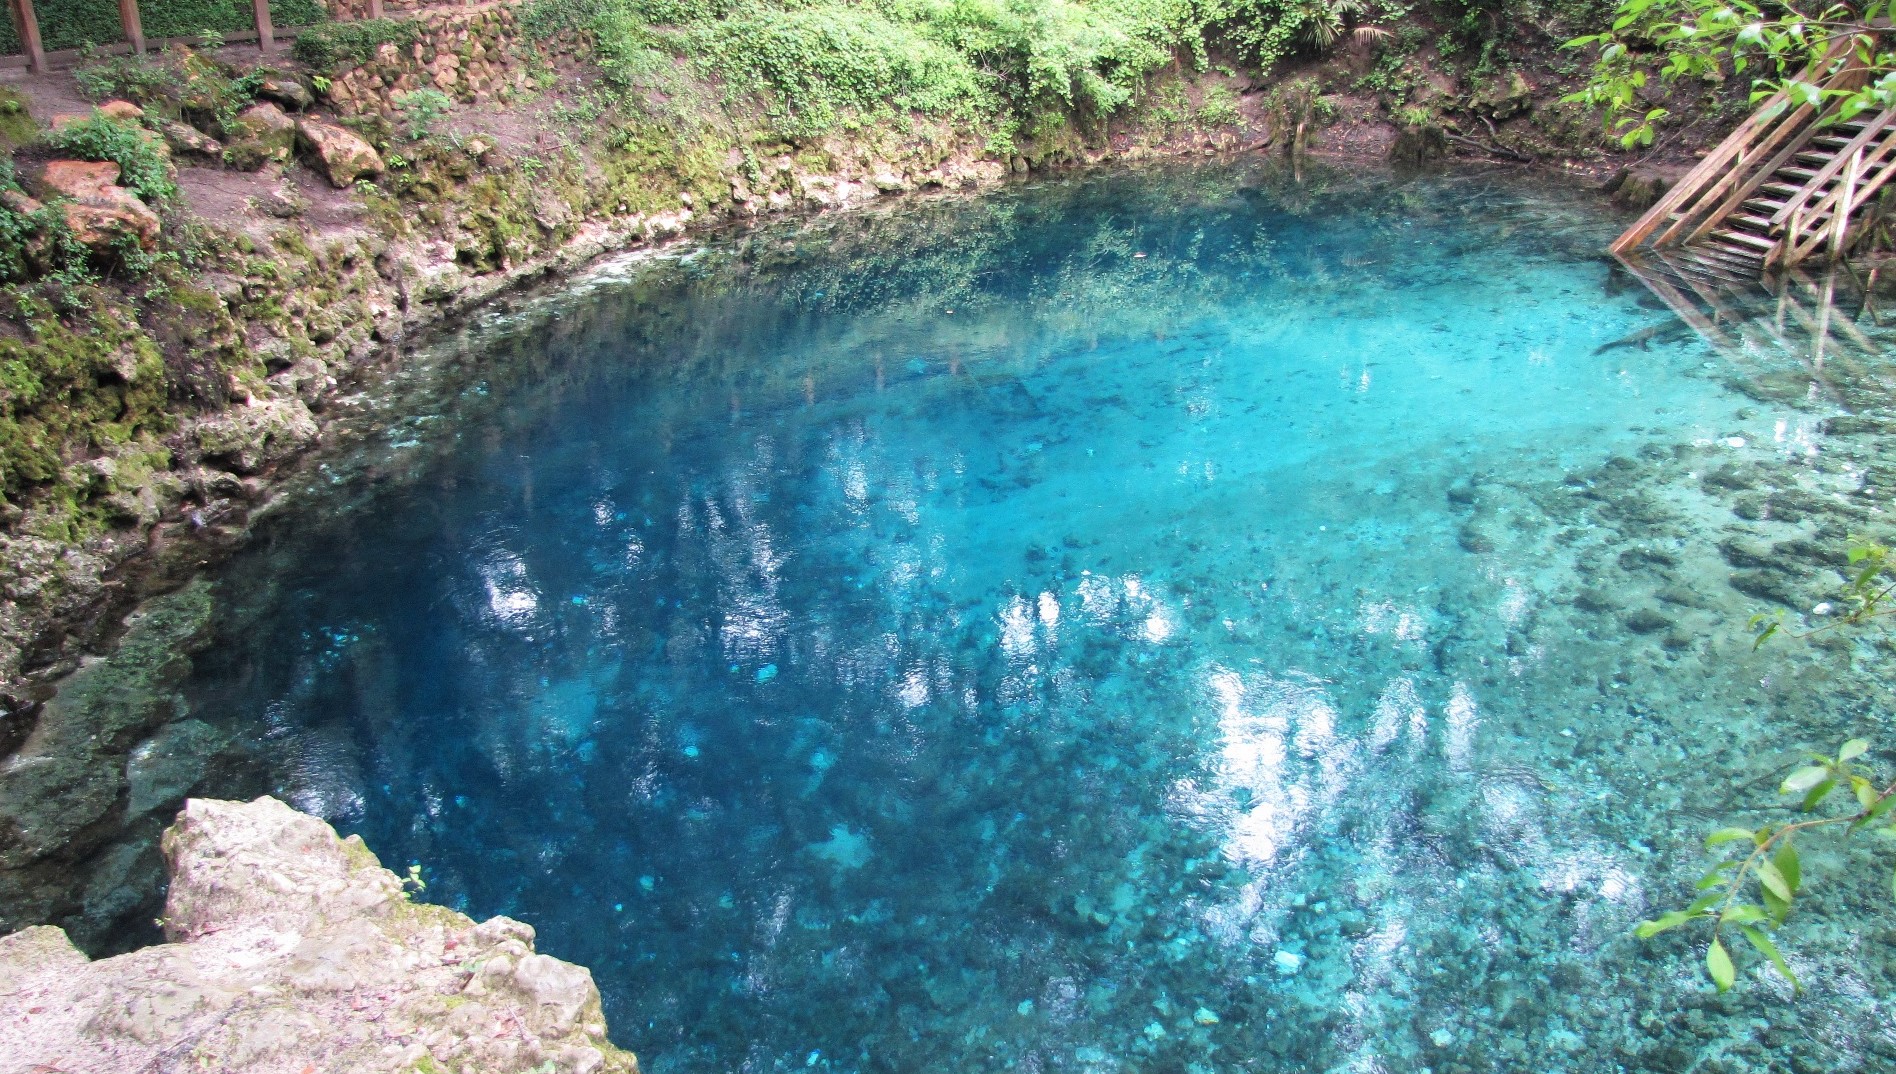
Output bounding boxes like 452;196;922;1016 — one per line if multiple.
180;163;1896;1072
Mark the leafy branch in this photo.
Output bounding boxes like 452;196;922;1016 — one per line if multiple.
1564;0;1896;147
1638;737;1895;991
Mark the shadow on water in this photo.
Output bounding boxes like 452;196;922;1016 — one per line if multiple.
8;159;1896;1074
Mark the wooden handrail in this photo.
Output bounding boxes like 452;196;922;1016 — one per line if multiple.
1610;35;1860;256
1769;104;1896;228
1778;130;1896;263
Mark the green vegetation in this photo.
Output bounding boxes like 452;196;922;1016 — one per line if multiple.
1638;728;1894;993
1640;539;1896;991
291;17;422;74
395;88;455;139
42;112;177;204
0;0;326;55
522;0;1398;141
1568;0;1896;146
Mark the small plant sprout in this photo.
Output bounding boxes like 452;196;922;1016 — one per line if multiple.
1636;736;1896;992
395;88;454;139
403;863;427;893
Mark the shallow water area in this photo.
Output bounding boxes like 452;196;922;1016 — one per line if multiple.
147;161;1896;1071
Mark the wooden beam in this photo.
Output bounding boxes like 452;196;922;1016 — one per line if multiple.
117;0;143;55
253;0;275;56
9;0;44;73
369;0;384;16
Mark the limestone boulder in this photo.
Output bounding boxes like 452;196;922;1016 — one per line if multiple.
98;99;144;122
296;117;385;188
31;160;161;252
160;120;222;158
224;102;297;170
189;397;319;474
0;796;641;1074
256;77;314;111
1605;164;1682;211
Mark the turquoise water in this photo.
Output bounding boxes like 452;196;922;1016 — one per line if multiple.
177;162;1896;1072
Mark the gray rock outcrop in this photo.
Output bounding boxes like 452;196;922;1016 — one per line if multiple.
0;796;640;1074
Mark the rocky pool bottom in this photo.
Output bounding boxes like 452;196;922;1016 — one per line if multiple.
6;160;1896;1074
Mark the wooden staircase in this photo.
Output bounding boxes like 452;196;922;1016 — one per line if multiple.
1611;39;1896;271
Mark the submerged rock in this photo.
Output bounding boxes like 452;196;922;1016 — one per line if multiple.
0;796;640;1074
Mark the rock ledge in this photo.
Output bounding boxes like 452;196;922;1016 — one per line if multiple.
0;796;638;1074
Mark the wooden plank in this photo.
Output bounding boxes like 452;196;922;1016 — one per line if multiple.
253;0;275;56
10;0;45;73
117;0;142;55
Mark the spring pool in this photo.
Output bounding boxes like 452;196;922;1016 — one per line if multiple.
171;161;1896;1072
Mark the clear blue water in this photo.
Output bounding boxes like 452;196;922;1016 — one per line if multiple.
178;162;1896;1072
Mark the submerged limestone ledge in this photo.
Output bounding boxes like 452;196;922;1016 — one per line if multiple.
0;796;637;1074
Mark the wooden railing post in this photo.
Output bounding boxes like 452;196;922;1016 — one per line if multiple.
9;0;45;73
369;0;384;16
117;0;143;55
253;0;276;55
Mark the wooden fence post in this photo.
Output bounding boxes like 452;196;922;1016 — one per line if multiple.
369;0;384;17
9;0;44;73
117;0;143;55
253;0;275;55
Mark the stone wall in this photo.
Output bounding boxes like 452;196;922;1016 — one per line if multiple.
0;796;641;1074
323;3;589;116
327;0;489;18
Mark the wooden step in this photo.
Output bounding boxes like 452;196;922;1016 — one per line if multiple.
1692;245;1768;272
1668;254;1756;284
1711;227;1776;251
1795;150;1838;166
1742;196;1789;215
1779;165;1822;181
1726;212;1779;232
1812;134;1855;149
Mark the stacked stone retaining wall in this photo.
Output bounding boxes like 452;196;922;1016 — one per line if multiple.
321;3;588;116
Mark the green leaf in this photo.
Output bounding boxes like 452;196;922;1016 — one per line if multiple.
1774;844;1800;893
1707;937;1736;992
1840;738;1871;762
1740;926;1799;991
1781;766;1831;794
1757;860;1793;903
1721;904;1767;925
1801;779;1837;812
1706;827;1756;847
1854;776;1878;809
1763;886;1792;924
1635;910;1695;938
1854;792;1896;831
